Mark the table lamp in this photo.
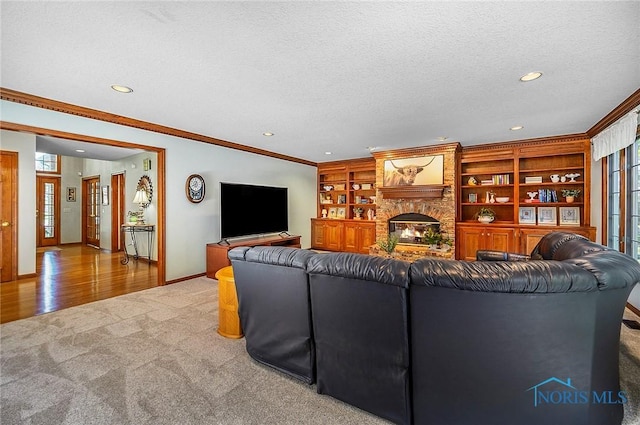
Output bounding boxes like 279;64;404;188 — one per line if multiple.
133;189;149;224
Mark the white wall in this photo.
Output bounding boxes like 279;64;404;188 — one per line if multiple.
60;156;83;244
0;130;37;275
1;100;317;280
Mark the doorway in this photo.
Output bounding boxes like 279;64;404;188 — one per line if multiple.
1;151;18;282
0;122;166;285
82;177;101;248
36;175;60;247
111;172;126;252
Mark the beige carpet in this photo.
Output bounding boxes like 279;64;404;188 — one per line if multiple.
1;277;639;424
0;277;387;424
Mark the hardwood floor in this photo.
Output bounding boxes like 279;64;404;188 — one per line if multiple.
0;244;157;324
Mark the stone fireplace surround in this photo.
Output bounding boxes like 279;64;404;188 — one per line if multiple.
369;143;459;261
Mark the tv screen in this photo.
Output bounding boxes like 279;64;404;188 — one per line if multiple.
220;183;288;239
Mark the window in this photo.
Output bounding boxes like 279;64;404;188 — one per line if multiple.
35;152;60;173
606;130;640;260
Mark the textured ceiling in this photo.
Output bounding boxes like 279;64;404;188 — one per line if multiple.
1;1;639;162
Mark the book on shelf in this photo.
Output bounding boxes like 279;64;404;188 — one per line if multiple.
536;189;558;203
492;174;510;185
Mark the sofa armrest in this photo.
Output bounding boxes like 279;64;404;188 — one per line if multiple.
476;250;530;261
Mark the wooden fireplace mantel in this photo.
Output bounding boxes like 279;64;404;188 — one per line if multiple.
378;185;448;199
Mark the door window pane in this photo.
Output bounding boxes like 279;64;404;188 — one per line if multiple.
43;182;55;238
35;152;59;173
608;136;640;260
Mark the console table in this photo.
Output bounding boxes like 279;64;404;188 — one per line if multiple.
206;234;301;278
121;224;155;265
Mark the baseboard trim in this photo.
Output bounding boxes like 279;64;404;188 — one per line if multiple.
627;302;640;318
165;272;207;285
17;273;37;279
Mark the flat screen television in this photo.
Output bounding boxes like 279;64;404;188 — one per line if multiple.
220;182;288;239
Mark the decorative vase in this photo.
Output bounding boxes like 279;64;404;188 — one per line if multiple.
478;216;494;224
565;196;575;203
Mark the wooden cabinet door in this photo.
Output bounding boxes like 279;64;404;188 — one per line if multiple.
325;221;344;251
358;223;376;254
519;228;551;255
457;226;485;260
311;219;327;250
343;222;376;254
485;227;516;253
343;222;358;252
519;226;596;255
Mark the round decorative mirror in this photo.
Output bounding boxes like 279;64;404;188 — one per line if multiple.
137;175;153;208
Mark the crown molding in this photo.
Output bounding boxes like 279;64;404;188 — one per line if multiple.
461;133;589;153
587;88;640;138
0;87;316;167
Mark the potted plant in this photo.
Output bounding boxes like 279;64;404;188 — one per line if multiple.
376;234;399;256
353;207;364;219
424;228;443;248
127;211;138;224
475;207;496;224
561;189;581;203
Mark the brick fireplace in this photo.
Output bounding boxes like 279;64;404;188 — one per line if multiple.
370;143;459;261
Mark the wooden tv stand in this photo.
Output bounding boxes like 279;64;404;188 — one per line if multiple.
206;234;302;278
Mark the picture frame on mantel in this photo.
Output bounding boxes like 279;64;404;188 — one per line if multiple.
383;155;444;187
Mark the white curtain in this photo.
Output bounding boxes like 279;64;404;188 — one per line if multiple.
591;110;639;161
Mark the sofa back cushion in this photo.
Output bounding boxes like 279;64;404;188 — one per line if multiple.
410;257;598;293
530;231;588;259
307;253;412;425
228;246;317;384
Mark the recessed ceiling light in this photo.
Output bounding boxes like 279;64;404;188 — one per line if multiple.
437;136;448;142
111;84;133;93
367;146;378;152
519;72;542;82
75;149;85;153
510;125;524;131
262;132;274;136
325;151;332;155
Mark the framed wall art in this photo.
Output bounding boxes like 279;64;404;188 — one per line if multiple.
537;207;556;225
518;206;536;224
102;186;110;205
66;187;76;202
383;155;444;187
559;207;580;226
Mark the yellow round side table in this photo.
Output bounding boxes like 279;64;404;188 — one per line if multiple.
215;266;244;339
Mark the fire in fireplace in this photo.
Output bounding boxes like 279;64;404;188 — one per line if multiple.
388;213;441;246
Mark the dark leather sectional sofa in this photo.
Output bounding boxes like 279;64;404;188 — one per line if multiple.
228;232;640;425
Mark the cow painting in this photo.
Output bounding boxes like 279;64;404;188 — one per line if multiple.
383;155;444;187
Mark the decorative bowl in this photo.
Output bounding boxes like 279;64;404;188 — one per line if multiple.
478;216;494;224
495;197;509;203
